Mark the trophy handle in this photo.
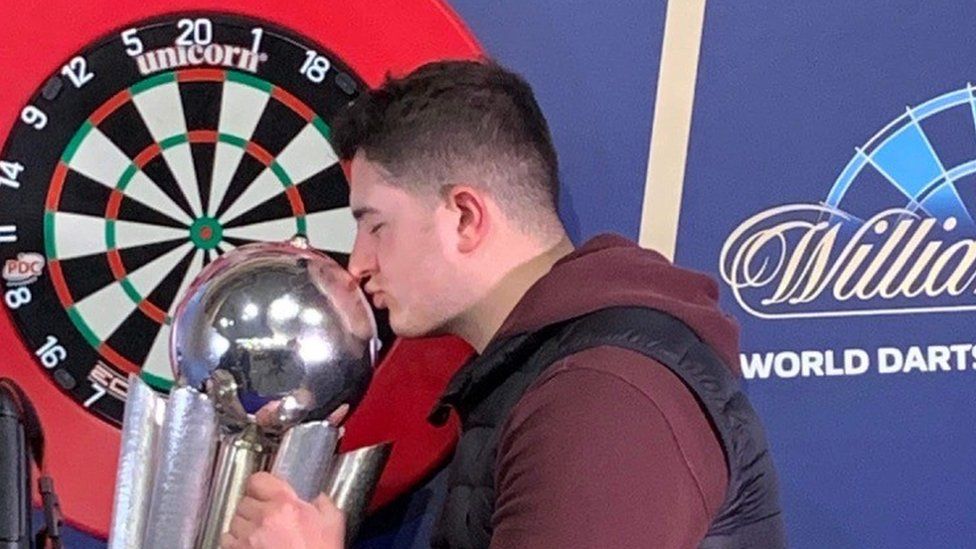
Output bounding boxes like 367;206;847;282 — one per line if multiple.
269;420;342;502
141;385;219;549
108;375;164;549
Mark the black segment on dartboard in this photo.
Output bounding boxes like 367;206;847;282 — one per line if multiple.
190;142;216;215
214;152;266;218
298;163;349;214
56;252;116;303
105;304;163;366
98;101;157;160
143;246;198;316
222;193;293;228
179;81;223;131
116;193;187;228
222;164;348;228
139;153;198;218
57;170;113;217
248;99;307;157
117;238;187;273
180;80;222;215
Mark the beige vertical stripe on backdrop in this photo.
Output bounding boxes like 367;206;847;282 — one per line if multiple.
638;0;708;261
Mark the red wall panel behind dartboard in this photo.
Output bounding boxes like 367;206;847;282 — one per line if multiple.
0;0;479;536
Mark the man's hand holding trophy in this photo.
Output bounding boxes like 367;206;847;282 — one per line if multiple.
107;235;390;549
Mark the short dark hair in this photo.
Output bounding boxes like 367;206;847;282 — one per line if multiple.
332;60;561;229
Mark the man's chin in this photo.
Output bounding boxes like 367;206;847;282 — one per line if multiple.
389;326;433;339
388;316;448;340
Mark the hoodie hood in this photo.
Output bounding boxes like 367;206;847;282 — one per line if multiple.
492;233;741;373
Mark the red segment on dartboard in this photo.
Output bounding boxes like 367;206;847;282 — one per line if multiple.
88;89;131;126
0;0;481;536
177;67;225;82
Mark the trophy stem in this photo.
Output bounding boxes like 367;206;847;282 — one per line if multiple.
326;442;393;544
197;424;275;549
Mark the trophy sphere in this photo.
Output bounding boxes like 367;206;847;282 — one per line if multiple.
170;237;378;429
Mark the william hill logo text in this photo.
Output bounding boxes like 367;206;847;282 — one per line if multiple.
720;205;976;319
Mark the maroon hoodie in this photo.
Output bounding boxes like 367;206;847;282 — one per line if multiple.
488;233;736;549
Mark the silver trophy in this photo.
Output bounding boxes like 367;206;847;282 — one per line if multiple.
108;236;391;548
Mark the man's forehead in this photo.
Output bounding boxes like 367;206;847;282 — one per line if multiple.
347;155;384;213
347;155;420;214
349;151;397;184
348;176;391;220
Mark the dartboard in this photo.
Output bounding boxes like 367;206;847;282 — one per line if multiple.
0;13;365;425
0;2;479;535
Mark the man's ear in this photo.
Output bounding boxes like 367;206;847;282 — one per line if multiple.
446;185;490;253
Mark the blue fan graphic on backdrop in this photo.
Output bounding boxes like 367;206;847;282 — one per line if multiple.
721;85;976;318
827;86;976;226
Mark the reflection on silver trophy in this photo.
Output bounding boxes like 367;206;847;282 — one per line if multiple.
108;236;390;548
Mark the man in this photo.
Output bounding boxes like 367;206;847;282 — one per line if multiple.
222;60;785;548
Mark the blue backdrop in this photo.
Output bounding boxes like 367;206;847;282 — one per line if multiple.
47;1;976;547
681;2;976;548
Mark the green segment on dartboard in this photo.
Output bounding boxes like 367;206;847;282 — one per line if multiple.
190;216;223;250
67;307;100;348
130;71;176;95
43;211;56;258
140;370;174;391
159;133;188;149
105;219;117;248
227;70;273;92
218;133;248;148
61;121;93;164
312;116;331;140
118;164;138;191
119;278;143;304
270;161;292;185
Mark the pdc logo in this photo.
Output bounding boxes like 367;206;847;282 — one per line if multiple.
721;85;976;319
3;252;45;285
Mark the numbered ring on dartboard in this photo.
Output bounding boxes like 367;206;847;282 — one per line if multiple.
0;13;369;425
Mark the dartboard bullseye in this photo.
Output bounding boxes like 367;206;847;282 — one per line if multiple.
0;13;367;425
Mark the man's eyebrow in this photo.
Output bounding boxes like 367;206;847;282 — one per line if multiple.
352;207;380;220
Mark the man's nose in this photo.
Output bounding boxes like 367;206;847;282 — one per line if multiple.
347;234;375;283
